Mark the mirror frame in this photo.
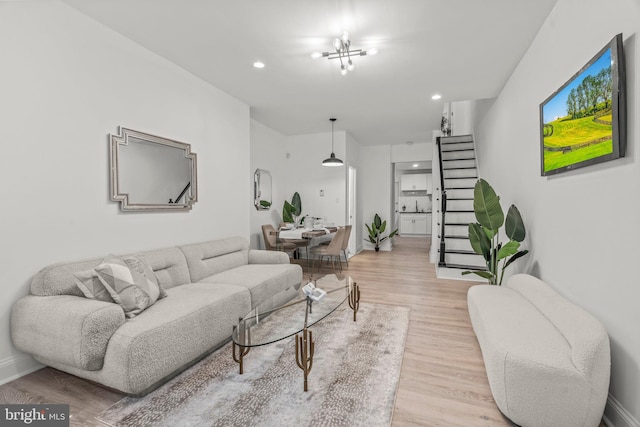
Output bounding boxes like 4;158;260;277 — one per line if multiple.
109;127;198;211
254;168;272;211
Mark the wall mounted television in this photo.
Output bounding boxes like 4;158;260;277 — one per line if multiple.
539;33;626;176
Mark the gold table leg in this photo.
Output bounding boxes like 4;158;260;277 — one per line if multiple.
232;325;250;374
295;327;314;391
348;281;361;321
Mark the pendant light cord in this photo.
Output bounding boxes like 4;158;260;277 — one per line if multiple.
330;117;337;153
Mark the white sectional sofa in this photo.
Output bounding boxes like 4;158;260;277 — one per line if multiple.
11;237;302;395
467;274;610;427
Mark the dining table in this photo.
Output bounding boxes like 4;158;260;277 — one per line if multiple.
276;226;338;240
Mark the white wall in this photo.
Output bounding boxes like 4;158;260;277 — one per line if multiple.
451;100;473;136
0;1;250;383
390;142;433;162
361;145;394;250
473;0;640;424
285;131;347;226
249;119;288;249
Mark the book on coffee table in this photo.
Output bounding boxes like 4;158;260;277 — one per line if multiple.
302;282;326;302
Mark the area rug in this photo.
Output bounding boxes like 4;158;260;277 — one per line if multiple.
96;302;410;427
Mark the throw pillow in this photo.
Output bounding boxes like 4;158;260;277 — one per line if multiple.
121;256;168;299
74;269;114;302
95;255;166;318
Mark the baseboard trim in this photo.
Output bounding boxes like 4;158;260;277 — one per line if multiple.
0;353;43;386
604;393;640;427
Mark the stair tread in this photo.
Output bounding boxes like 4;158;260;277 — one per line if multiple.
445;222;472;226
446;210;474;213
444;177;477;180
441;148;475;153
442;263;487;271
446;249;479;255
444;235;469;239
440;135;473;143
445;187;475;190
446;197;474;200
443;166;477;170
442;158;476;161
440;140;473;145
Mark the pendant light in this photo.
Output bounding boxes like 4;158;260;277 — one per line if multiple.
322;118;344;167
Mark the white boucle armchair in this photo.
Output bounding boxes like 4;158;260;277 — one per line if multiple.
467;274;610;427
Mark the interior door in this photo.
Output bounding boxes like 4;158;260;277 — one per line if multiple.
348;166;356;257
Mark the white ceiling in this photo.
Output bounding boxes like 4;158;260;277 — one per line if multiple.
63;0;557;146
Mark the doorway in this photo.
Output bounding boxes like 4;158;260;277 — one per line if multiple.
348;166;357;258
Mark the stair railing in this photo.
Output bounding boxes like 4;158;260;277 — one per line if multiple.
169;182;191;204
436;137;447;267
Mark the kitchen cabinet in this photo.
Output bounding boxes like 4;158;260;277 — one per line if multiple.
400;213;429;235
426;174;433;194
400;174;427;192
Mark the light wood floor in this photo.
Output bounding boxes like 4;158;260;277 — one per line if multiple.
327;237;515;426
0;237;605;426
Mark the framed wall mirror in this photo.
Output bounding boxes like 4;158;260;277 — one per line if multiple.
254;169;272;210
109;127;198;211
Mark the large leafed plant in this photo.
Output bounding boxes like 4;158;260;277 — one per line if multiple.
282;192;302;224
462;179;528;285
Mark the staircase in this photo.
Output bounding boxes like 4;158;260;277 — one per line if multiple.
435;135;485;271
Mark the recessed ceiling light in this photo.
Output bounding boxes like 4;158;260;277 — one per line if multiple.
431;94;442;100
412;163;419;168
253;61;265;69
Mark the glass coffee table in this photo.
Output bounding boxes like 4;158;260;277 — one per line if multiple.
231;273;360;391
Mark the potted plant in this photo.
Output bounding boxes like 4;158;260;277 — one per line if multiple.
462;179;529;285
283;192;302;225
365;214;398;252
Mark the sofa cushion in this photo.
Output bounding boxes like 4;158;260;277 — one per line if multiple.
95;256;167;318
198;264;302;307
180;237;249;283
133;247;191;290
31;246;190;297
96;282;251;394
32;258;104;297
74;269;113;302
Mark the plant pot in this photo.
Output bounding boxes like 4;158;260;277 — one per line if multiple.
375;246;380;252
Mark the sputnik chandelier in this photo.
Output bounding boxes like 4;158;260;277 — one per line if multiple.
312;32;377;75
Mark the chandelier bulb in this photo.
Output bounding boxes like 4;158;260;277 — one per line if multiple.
342;32;349;42
347;59;354;71
341;67;348;76
334;38;342;51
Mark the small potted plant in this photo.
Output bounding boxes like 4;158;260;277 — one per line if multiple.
365;214;398;251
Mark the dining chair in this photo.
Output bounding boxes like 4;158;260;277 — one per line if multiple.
279;222;310;262
261;224;297;257
309;227;346;273
319;224;352;268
